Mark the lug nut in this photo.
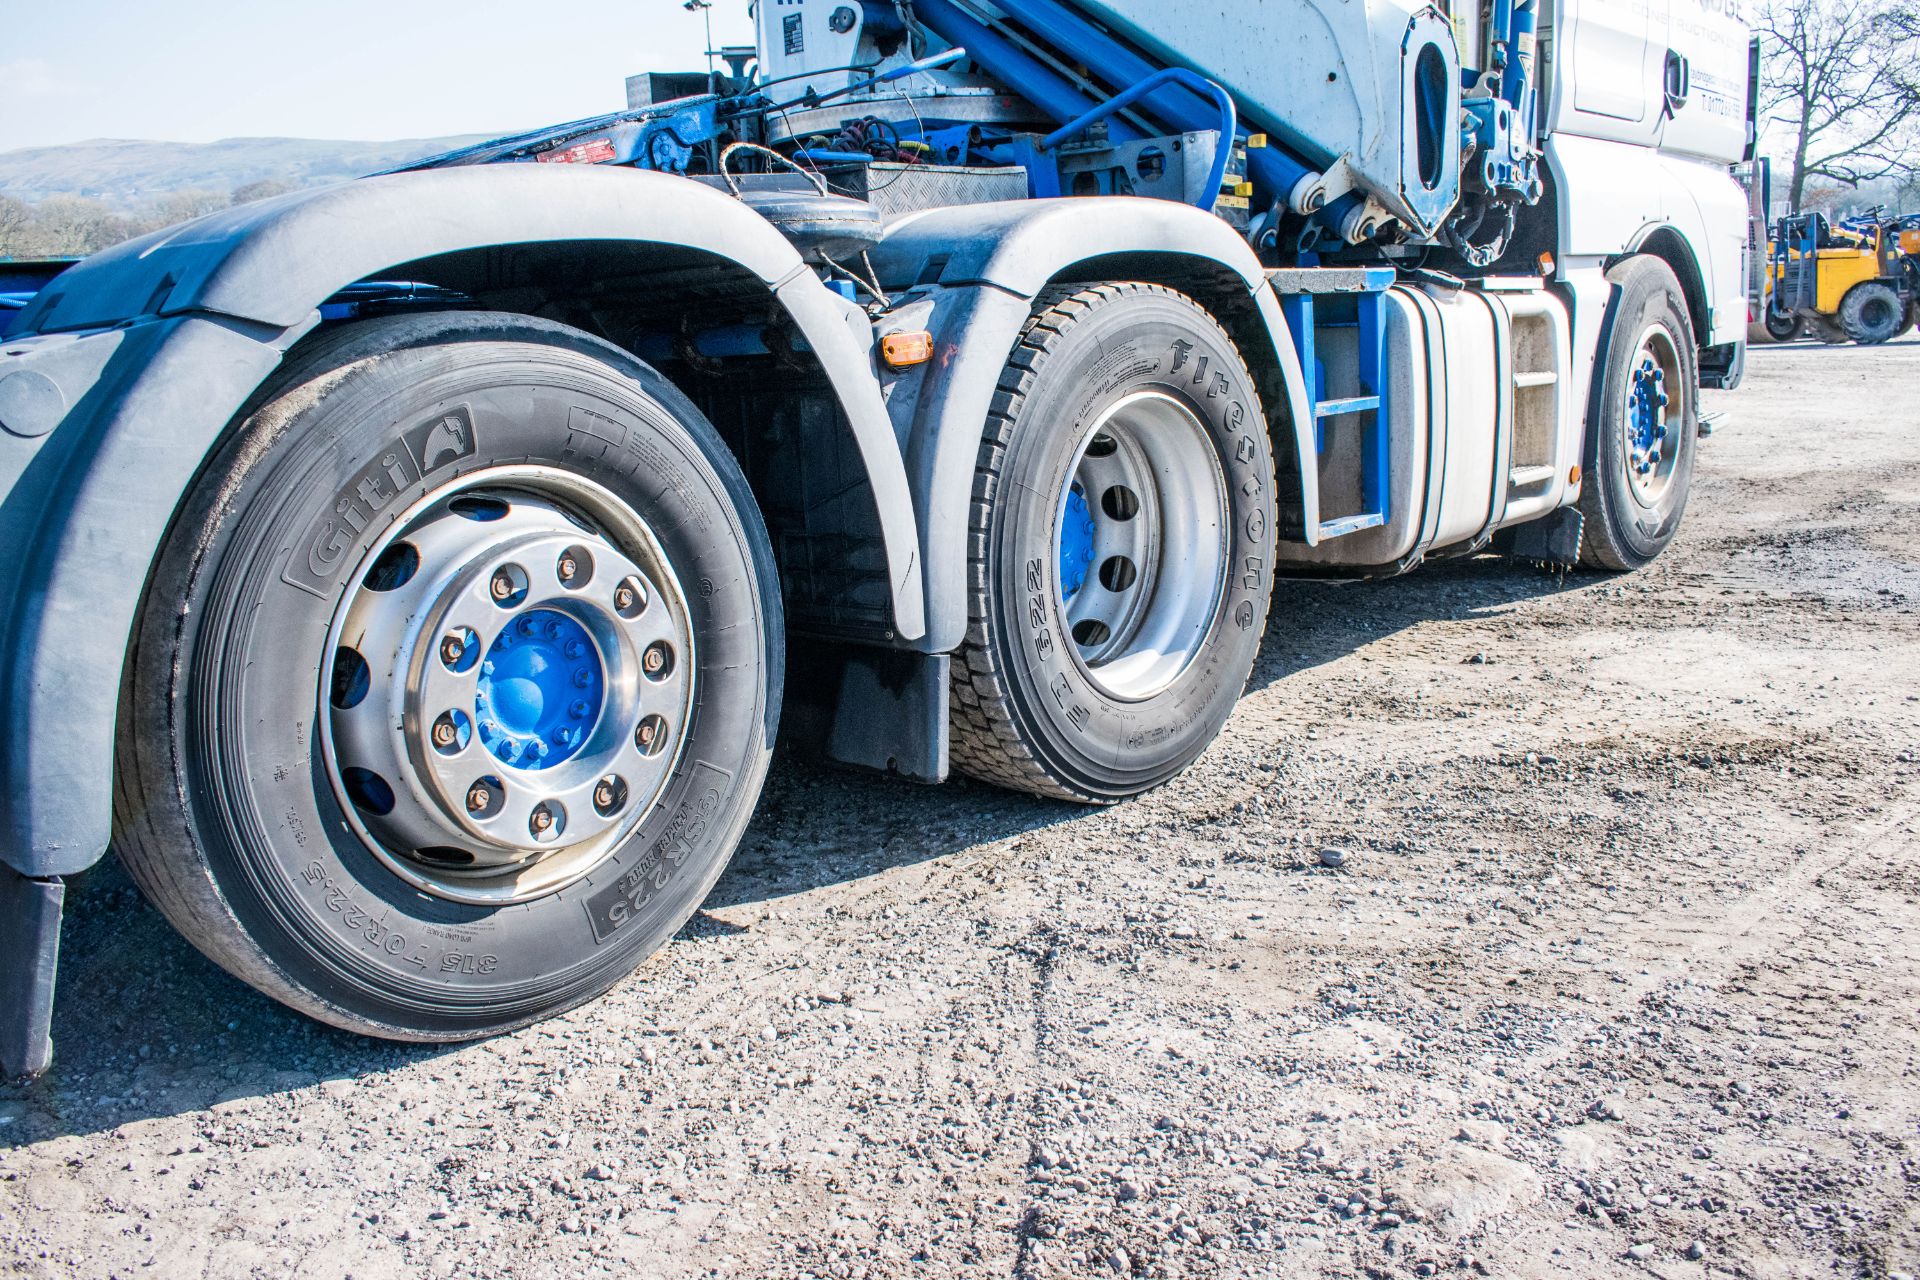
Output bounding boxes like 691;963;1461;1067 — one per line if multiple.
440;634;465;665
530;804;555;835
643;643;668;675
594;779;616;808
466;784;492;813
490;571;515;600
432;719;457;747
557;555;577;584
614;583;640;613
636;720;657;749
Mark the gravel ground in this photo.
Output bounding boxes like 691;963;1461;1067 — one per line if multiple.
4;336;1919;1280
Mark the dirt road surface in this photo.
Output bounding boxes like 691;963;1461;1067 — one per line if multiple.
5;337;1918;1280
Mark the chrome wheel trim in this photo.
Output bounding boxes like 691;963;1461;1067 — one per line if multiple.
1051;390;1230;702
319;465;695;906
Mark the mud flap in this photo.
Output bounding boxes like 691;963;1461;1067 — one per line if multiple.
0;864;63;1077
1501;507;1585;568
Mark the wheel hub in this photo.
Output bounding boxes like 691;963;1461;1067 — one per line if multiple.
1058;487;1097;599
1621;326;1681;507
1626;356;1668;476
320;471;695;905
474;609;603;769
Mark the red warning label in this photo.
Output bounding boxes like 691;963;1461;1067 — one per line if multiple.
537;138;618;165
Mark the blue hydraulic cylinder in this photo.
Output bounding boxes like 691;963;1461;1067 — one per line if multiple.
909;0;1147;144
1507;0;1536;110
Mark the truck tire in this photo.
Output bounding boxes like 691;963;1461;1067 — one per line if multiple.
1839;282;1904;344
948;283;1277;802
1578;256;1698;571
114;312;782;1041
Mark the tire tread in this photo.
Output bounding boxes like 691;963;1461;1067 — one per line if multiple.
946;282;1272;802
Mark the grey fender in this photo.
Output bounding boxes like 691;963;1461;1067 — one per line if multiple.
868;197;1317;654
0;166;924;879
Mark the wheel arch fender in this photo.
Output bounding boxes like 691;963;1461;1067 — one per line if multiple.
869;197;1316;654
0;166;926;880
1627;223;1712;349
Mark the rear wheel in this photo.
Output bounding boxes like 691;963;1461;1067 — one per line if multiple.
948;284;1277;802
1578;256;1698;571
115;312;782;1040
1839;282;1904;344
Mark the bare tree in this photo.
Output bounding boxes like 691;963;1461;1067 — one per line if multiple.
231;177;299;205
0;196;31;256
1759;0;1920;211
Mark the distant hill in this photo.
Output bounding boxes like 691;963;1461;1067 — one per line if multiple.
0;134;500;207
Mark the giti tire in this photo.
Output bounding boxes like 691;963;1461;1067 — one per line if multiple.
948;283;1278;802
1839;281;1904;344
1577;256;1698;571
114;312;782;1041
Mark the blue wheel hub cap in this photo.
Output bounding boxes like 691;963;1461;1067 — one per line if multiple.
475;608;602;769
1626;356;1668;476
1058;487;1097;599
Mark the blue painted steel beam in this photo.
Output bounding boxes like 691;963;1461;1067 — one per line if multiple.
910;0;1147;144
992;0;1318;209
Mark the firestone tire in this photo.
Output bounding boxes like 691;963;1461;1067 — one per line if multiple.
948;283;1278;802
114;312;782;1041
1577;256;1698;572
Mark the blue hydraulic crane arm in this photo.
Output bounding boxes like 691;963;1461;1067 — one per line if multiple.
911;0;1331;225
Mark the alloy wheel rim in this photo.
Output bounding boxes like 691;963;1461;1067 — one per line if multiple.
319;466;694;905
1050;390;1230;702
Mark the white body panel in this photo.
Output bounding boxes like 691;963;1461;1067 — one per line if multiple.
1660;0;1751;163
1559;0;1665;137
1549;132;1749;347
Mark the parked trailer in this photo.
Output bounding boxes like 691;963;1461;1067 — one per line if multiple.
0;0;1755;1074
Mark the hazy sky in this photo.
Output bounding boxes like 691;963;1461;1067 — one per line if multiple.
0;1;758;152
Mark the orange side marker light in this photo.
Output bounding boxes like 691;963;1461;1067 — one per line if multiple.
881;330;934;369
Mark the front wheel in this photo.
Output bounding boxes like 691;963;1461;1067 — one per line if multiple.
115;313;782;1041
1839;281;1904;344
1578;256;1699;571
948;284;1278;802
